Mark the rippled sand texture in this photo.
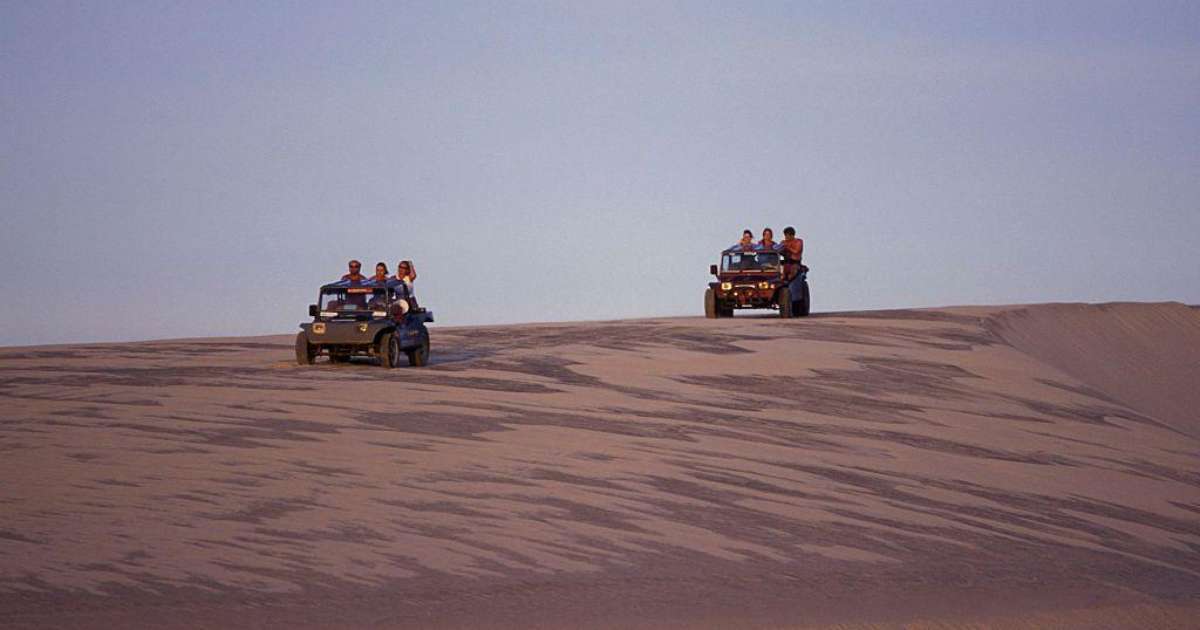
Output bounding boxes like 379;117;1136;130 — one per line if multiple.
1;302;1198;629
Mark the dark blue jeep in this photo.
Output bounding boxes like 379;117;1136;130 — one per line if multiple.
295;279;433;367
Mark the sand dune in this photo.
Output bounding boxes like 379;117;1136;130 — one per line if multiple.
1;303;1198;628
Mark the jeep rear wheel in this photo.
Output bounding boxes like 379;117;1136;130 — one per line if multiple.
330;351;351;364
705;288;719;319
295;333;316;365
797;281;811;317
778;287;793;319
407;331;430;367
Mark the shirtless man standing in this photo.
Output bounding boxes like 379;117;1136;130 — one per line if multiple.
341;260;366;283
781;226;803;274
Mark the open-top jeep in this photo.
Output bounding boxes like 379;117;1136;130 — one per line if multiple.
296;280;433;367
705;249;810;318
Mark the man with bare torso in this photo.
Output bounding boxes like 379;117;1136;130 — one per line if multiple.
341;260;366;283
781;226;804;277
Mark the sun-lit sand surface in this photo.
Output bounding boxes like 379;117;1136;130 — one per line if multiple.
2;302;1198;628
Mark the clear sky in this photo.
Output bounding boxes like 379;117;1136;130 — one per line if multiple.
2;1;1198;346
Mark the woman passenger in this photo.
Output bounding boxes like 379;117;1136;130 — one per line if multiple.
396;260;417;286
371;262;389;284
758;227;778;251
394;260;418;309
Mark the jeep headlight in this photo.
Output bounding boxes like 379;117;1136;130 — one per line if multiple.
758;281;770;289
312;323;326;334
720;282;732;291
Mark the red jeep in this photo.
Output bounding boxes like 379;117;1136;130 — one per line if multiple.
705;249;810;318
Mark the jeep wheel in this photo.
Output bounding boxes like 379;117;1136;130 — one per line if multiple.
778;287;793;319
380;333;401;368
705;288;718;319
295;333;316;365
407;331;430;367
797;281;811;317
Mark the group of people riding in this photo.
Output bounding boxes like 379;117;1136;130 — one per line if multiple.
335;259;420;310
728;226;806;280
339;259;417;288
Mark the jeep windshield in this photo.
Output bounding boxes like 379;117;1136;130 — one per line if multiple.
319;287;391;314
722;251;781;273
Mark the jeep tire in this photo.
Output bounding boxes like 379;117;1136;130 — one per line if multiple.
381;332;401;368
295;333;317;365
778;287;793;319
796;281;811;317
705;288;719;319
407;331;430;367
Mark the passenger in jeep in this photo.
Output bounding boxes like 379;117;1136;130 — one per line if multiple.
730;229;755;252
341;260;366;283
370;262;390;284
781;226;804;275
396;260;417;286
758;227;779;251
394;260;419;310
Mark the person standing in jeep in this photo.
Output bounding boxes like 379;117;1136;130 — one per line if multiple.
781;226;809;317
370;262;390;284
341;260;367;283
781;226;803;275
758;227;779;251
394;260;419;310
731;229;755;252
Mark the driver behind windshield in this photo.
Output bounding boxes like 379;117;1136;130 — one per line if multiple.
344;290;368;309
367;288;391;311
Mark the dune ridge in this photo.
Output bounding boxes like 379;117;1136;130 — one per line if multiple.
987;302;1200;437
0;302;1198;628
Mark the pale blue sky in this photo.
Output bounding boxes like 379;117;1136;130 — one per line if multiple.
2;1;1198;345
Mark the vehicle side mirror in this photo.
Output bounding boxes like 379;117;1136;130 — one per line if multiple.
709;264;719;276
308;304;319;317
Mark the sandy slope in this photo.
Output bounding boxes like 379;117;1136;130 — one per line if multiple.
1;303;1198;629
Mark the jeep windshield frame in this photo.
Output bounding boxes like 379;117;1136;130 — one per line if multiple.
318;286;393;316
721;251;782;273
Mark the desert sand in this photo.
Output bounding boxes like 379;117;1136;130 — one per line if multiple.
1;302;1198;629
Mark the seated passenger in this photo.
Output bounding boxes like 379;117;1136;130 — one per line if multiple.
367;284;389;310
345;290;368;309
370;262;390;284
395;260;417;287
341;260;366;283
394;260;419;310
728;229;755;252
757;227;779;251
